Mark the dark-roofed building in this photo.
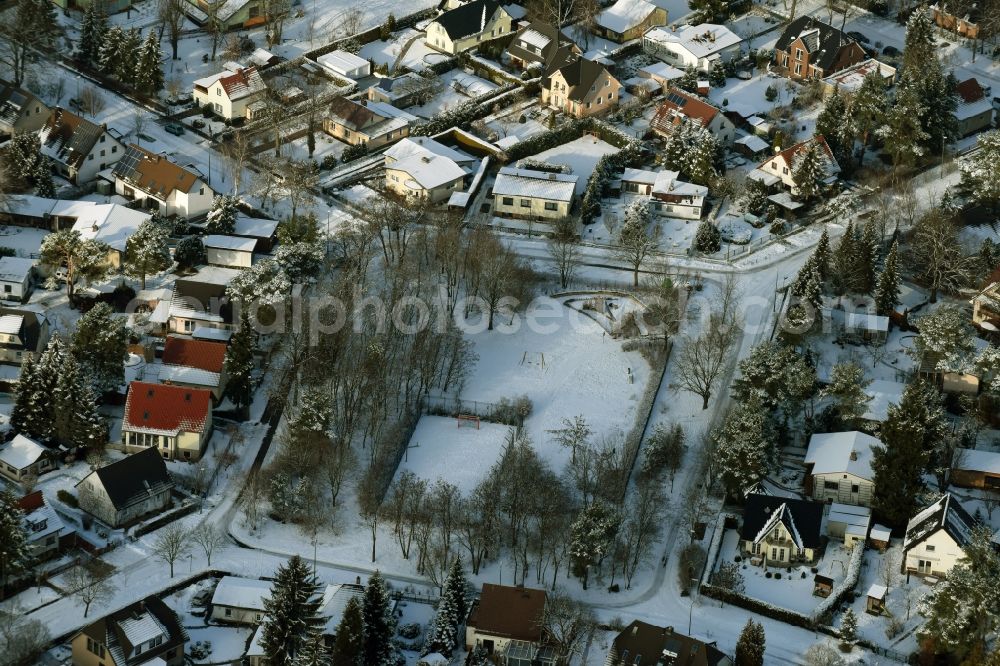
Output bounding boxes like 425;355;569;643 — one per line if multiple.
0;307;48;372
75;447;174;528
71;596;187;666
902;493;978;578
161;336;229;400
112;145;215;219
38;107;125;184
605;620;732;666
323;97;414;149
740;493;825;566
123;381;213;461
506;21;581;73
541;57;622;118
652;88;737;146
168;266;240;334
0;80;49;139
773;16;865;81
425;0;515;54
466;584;547;657
367;73;438;108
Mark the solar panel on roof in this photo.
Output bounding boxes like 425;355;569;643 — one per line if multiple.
666;92;687;106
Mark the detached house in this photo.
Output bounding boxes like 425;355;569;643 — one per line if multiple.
541;58;622;119
75;447;174;528
605;621;732;666
19;491;71;560
643;24;743;73
0;434;53;483
0;256;35;301
951;448;1000;490
0;81;49;139
210;576;272;624
0;308;49;367
594;0;667;43
123;381;213;462
493;167;578;220
38;108;124;184
425;0;515;54
740;492;825;566
193;66;268;121
954;78;995;137
506;21;581;73
385;154;467;203
168;266;240;334
323;97;414;149
804;431;878;507
466;584;548;660
113;145;215;219
620;168;707;219
160;336;228;400
754;135;840;193
902;493;978;578
72;596;187;666
773;16;866;81
651;88;736;147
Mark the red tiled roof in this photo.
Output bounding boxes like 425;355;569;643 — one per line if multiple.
773;134;835;166
18;490;43;512
219;66;266;101
652;88;721;132
162;336;227;374
956;77;984;103
124;381;211;435
468;584;546;642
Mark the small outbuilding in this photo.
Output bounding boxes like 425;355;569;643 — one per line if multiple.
0;257;35;301
869;523;891;552
203;235;256;269
0;434;53;483
827;502;871;549
813;574;834;597
317;50;371;79
866;584;887;615
844;311;889;343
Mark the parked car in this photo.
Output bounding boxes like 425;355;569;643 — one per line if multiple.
192;119;206;129
164;123;185;136
848;31;870;43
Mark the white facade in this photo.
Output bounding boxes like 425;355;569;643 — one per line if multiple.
0;257;34;301
643;24;743;72
115;176;214;220
203;236;255;268
904;528;966;577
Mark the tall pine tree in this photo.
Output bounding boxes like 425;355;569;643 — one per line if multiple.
426;559;469;656
735;618;766;666
0;490;30;588
291;631;329;666
874;240;901;315
362;571;394;666
134;31;165;96
813;228;831;282
77;1;108;68
854;71;888;166
857;221;880;294
260;555;324;666
330;595;365;665
224;311;255;410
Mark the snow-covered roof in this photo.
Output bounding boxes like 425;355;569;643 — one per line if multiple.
955;97;994;121
390;154;467;191
246;624;265;657
493;166;578;202
904;493;976;550
753;502;804;549
870;523;891;542
621;168;657;185
317;50;371;76
118;610;167;648
953;448;1000;474
0;434;46;470
364;101;419;123
595;0;659;34
203;234;257;252
866;583;887;600
845;311;889;332
644;24;743;58
652;170;707;199
211;576;272;610
638;62;685;81
157;364;221;389
0;314;23;335
863;379;905;422
71;203;151;253
0;256;34;283
520;28;551;51
190;266;241;286
821;59;895;93
233;215;279;239
828;503;871;536
804;431;879;481
193;326;232;342
384;137;477;165
319;584;364;635
21;496;66;544
735;134;770;153
746;168;781;186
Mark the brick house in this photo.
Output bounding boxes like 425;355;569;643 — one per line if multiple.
773;16;866;81
541;58;621;118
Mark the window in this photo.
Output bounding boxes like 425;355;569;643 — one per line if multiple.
99;135;105;143
609;92;614;100
544;202;557;211
502;197;514;205
597;97;602;104
216;88;221;96
851;484;860;493
4;285;10;294
771;547;777;559
87;638;106;658
225;608;232;616
926;545;936;552
100;150;105;157
794;63;802;75
782;167;789;175
795;48;803;59
112;145;117;153
199;187;205;195
824;480;839;490
782;55;789;67
88;154;94;161
771;161;777;169
520;199;530;207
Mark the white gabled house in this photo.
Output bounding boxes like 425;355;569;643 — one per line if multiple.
754;135;840;194
425;0;515;54
112;145;215;219
210;576;272;624
193;66;268;121
492;167;578;221
0;256;35;301
38;107;125;185
643;23;743;73
902;493;978;578
804;431;878;507
75;447;174;528
0;434;53;483
620;168;706;220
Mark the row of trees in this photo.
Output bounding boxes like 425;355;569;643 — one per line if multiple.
78;4;165;95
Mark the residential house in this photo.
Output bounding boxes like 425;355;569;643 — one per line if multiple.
466;584;547;657
593;0;667;43
317;583;366;641
820;59;895;96
902;493;977;578
643;24;743;73
740;493;825;566
424;0;515;54
604;620;732;666
193;67;268;121
541;58;622;118
0;81;49;139
506;21;581;73
367;73;438;108
233;215;280;253
0;256;35;301
210;576;272;624
826;503;871;549
0;308;49;367
804;431;878;506
954;78;995;137
323;97;415;148
38;107;125;185
932;3;983;39
112;145;215;219
973;280;1000;330
122;382;213;462
385;154;467;203
651;88;736;147
773;17;866;81
53;0;130;12
203;235;256;268
168;266;240;334
71;596;187;666
75;447;174;528
317;50;371;79
636;61;686;91
161;336;228;401
620;168;707;219
951;448;1000;490
492;167;578;220
184;0;263;30
754;135;840;194
0;434;53;483
18;491;71;560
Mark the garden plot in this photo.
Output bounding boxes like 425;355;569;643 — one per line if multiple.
583;193;701;252
460;295;651;472
531;136;620;196
0;226;48;258
186;625;255;664
392;415;512;493
394;598;437;664
844;546;926;655
408;70;498;119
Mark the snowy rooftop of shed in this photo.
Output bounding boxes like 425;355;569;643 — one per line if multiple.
0;434;46;469
211;576;272;610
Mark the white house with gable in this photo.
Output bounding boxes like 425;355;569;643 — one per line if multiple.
193;66;268;121
643;24;743;73
492;167;578;221
211;576;272;624
902;493;977;578
804;430;878;506
0;256;35;301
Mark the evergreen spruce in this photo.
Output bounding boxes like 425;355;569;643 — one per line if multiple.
330;595;365;665
882;79;929;167
362;571;395;666
175;236;207;269
980;237;999;277
815;91;851;162
206;194;240;234
78;1;108;68
9;352;39;435
694;220;721;253
72;302;130;394
791;255;822;311
740;177;769;216
841;608;858;643
134;31;165;96
224;312;256;410
854;71;888;166
115;29;142;86
426;559;468;656
791;141;827;202
260;555;324;666
124;216;172;288
813;228;831;282
735;618;766;666
714;396;776;500
874;240;901;315
857;221;880;294
98;26;126;77
0;490;30;588
291;631;329;666
833;221;856;294
821;362;871;427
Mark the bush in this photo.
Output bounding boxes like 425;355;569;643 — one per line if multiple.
175;236;207;269
694;220;722;253
608;583;620;592
321;154;339;170
57;489;78;507
398;623;421;639
341;142;368;162
774;572;782;579
765;85;778;102
0;247;16;258
678;543;706;593
765;571;773;578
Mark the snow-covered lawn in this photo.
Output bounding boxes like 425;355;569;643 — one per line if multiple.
531;136;620;196
582;194;702;253
393;415;512;493
707;73;797;121
395;597;437;664
186;625;254;663
0;226;48;258
408;69;497;119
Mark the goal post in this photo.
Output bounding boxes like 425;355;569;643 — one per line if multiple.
456;414;481;429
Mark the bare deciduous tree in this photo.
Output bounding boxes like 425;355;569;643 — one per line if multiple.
157;0;185;60
674;275;741;409
190;524;227;567
618;480;665;588
541;591;596;662
151;524;190;577
65;564;116;617
80;86;105;118
547;218;582;289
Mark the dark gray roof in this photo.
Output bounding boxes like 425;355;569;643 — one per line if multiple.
546;57;609;101
40;107;107;170
174;278;233;324
740;492;824;550
433;0;506;40
506;21;579;73
0;307;44;354
904;493;978;551
775;16;858;71
0;80;43;130
608;620;731;666
79;597;186;666
83;448;173;511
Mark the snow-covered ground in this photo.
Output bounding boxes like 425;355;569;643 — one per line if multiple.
531;136;620;196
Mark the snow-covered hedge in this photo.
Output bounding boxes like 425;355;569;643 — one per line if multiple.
811;542;865;623
700;513;734;587
615;347;668;499
516;158;572;173
717;217;752;244
701;582;816;630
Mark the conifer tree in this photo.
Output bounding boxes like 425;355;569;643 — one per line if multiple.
78;1;108;68
10;352;43;437
115;29;142;86
813;228;831;282
740;177;769;216
72;302;130;394
14;337;63;440
792;141;827;202
0;490;30;589
882;79;929;168
821;361;871;427
815;91;853;167
714;396;776;499
857;221;880;294
791;255;822;311
134;31;165;96
124;215;171;288
224;312;256;410
833;221;856;294
874;240;901;315
331;595;365;665
841;608;858;642
261;555;324;666
362;571;395;666
426;559;469;656
98;26;126;77
207;194;240;234
854;71;888;166
735;618;766;666
291;631;329;666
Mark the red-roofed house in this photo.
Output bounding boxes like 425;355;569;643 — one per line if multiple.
651;88;736;147
193;66;268;121
122;382;213;462
755;135;840;194
161;336;228;400
954;78;995;137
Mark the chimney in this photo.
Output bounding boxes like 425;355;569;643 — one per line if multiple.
850;450;858;461
632;625;639;636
